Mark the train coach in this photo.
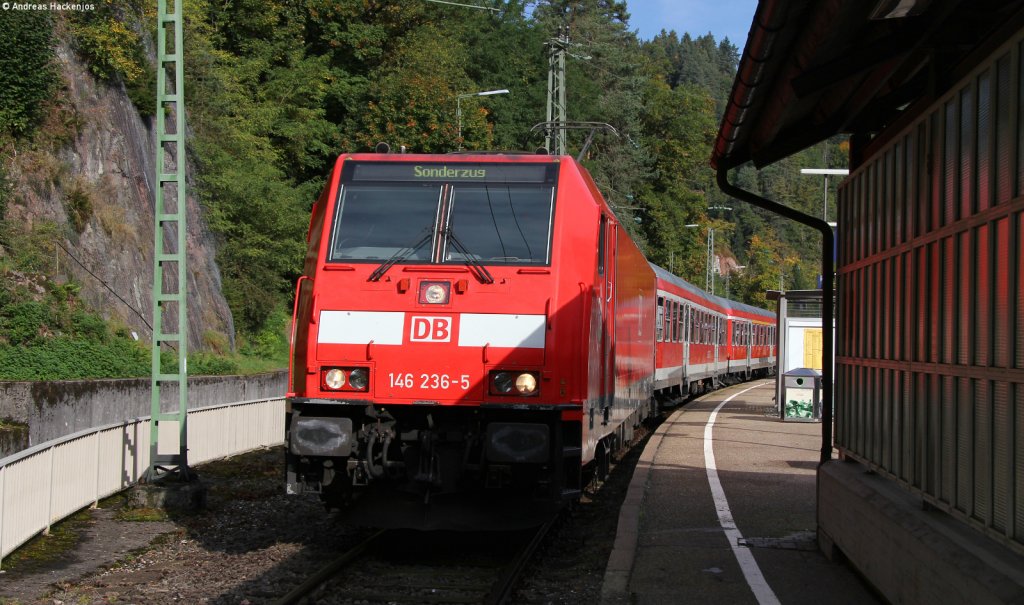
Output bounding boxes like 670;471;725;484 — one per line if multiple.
652;266;777;402
284;149;775;525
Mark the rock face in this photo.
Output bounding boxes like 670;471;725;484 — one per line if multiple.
4;41;235;351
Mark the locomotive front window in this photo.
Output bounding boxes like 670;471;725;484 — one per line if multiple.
445;185;554;264
329;184;440;261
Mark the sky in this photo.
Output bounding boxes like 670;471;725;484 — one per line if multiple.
624;0;759;46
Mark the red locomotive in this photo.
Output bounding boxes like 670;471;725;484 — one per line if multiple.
285;150;775;525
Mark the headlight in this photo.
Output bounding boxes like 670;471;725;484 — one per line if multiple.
489;370;539;396
491;371;515;394
324;368;346;390
321;367;370;392
419;281;450;304
515;373;537;395
348;368;369;391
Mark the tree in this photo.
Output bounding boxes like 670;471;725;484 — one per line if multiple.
0;11;57;137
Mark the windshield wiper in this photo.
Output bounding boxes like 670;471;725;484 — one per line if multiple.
444;227;495;284
368;230;433;282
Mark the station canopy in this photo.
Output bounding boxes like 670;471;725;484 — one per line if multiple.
712;0;1024;171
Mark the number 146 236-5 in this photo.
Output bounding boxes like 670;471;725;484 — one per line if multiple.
388;373;471;390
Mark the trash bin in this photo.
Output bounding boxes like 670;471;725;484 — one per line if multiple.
781;367;821;421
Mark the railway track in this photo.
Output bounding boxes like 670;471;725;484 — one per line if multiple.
274;515;559;605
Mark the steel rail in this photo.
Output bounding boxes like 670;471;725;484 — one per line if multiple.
272;529;387;605
484;513;560;605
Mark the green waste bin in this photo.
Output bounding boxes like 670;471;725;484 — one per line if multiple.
781;368;821;422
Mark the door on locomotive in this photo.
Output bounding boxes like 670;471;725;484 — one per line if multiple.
599;216;616;425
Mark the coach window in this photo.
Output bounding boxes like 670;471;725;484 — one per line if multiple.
664;302;671;342
669;301;677;342
683;305;691;342
665;301;672;341
656;298;664;342
674;305;679;342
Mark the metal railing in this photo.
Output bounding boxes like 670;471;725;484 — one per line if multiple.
0;397;285;568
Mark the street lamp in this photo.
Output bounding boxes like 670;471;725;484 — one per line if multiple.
725;265;745;299
456;89;509;148
706;227;715;294
800;168;849;221
684;224;716;294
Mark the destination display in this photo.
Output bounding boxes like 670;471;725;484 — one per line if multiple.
344;161;555;184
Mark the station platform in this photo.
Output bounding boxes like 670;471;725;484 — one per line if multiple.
601;381;880;604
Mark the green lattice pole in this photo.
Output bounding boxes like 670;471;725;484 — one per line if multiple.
148;0;188;481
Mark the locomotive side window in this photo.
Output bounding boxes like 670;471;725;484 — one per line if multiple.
328;184;440;261
446;185;554;264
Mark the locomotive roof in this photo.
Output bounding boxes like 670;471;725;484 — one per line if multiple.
651;263;775;321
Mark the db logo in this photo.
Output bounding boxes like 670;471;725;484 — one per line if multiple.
410;316;451;342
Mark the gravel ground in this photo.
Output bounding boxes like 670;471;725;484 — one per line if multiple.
0;425;652;605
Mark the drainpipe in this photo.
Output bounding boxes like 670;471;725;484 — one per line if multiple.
716;167;834;465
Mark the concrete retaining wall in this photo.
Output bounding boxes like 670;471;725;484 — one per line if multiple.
818;459;1024;605
0;371;287;456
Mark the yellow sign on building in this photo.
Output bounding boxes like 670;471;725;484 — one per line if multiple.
803;328;823;370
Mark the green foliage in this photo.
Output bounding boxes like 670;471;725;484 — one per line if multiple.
64;177;94;233
362;25;469;151
0;11;58;137
0;221;60;275
67;0;154;115
0;251;150;378
0;338;150;380
0;165;11;221
2;301;51;346
189;352;241;375
238;306;290;361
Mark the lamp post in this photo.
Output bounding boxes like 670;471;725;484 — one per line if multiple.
684;224;715;294
456;88;509;149
725;265;745;299
706;227;715;294
800;168;849;221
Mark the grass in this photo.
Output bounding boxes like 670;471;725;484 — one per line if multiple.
113;507;168;523
0;419;27;431
0;508;92;573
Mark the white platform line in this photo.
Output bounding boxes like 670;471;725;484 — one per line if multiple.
703;382;781;605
